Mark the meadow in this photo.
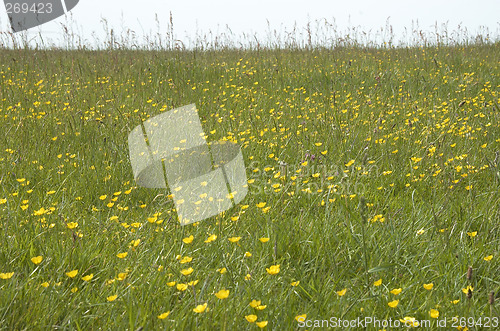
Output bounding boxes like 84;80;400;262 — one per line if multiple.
0;38;499;329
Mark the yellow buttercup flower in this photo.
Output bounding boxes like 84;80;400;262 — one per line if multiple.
180;267;194;276
116;252;128;258
388;300;399;308
336;288;347;296
158;311;170;319
256;321;268;328
215;289;230;299
179;256;193;264
423;283;434;290
204;234;217;243
66;222;78;229
0;272;14;279
249;300;261;308
266;264;280;275
107;295;118;302
182;235;194;244
33;207;47;216
373;278;382;286
462;285;473;294
390;288;402;295
245;314;257;323
400;317;419;327
117;273;127;281
429;309;439;318
31;256;43;265
228;236;241;243
176;283;188;291
193;303;208;313
66;269;78;278
82;274;94;281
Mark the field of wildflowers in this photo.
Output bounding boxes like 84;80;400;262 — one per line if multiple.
0;40;499;329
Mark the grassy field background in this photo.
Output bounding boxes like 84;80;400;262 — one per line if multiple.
0;40;499;329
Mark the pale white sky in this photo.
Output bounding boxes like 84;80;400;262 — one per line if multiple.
1;0;499;48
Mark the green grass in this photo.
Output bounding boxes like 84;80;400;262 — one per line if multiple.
0;43;499;330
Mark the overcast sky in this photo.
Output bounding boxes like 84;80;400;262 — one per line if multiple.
0;0;499;47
